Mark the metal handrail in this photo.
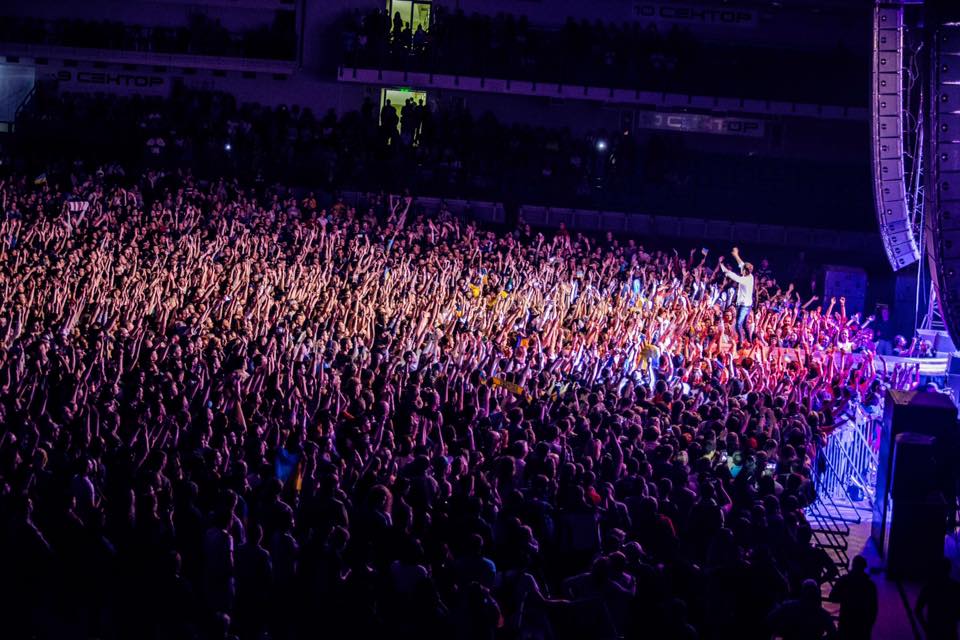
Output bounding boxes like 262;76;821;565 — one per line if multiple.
807;501;850;581
807;451;853;581
827;419;876;508
805;407;887;580
14;83;37;123
814;402;880;511
808;494;850;539
849;412;880;469
812;447;858;527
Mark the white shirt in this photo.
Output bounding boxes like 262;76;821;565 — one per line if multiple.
722;266;754;306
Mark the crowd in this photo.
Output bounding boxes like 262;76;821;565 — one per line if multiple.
0;160;928;640
337;8;866;106
12;88;873;230
0;13;296;61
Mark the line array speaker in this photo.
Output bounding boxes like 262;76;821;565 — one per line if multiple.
931;20;960;344
873;5;921;270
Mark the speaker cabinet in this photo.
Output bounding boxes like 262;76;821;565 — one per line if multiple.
871;390;957;552
890;433;937;498
884;494;947;580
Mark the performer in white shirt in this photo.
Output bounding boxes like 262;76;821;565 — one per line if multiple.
719;246;755;343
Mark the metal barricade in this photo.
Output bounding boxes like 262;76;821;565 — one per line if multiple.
815;400;881;508
806;400;883;580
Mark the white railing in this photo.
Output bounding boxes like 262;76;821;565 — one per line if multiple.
338;66;869;121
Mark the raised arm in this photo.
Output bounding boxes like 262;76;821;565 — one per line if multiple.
731;246;746;269
718;256;745;284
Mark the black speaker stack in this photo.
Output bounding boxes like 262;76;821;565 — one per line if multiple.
872;390;957;578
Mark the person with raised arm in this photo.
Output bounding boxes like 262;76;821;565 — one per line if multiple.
718;246;755;345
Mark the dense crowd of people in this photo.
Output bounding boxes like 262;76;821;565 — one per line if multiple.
0;12;296;61
1;0;957;633
12;88;873;230
337;8;865;106
0;161;927;640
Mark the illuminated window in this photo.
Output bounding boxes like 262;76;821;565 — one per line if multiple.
387;0;432;44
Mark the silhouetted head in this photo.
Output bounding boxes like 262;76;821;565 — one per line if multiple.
851;555;867;574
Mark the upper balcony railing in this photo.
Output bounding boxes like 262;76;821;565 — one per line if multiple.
336;9;869;108
0;14;296;62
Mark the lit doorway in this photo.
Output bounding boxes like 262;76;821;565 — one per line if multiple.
380;87;428;144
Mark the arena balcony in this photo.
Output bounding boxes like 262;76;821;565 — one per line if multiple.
147;0;295;10
335;8;869;122
9;84;873;232
0;15;298;74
